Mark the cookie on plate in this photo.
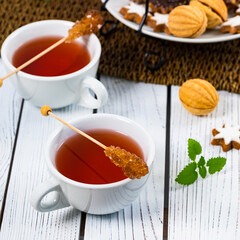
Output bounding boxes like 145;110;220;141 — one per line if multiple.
236;3;240;15
168;5;207;38
119;2;150;24
149;0;190;14
147;13;170;34
196;0;228;21
130;0;146;3
190;0;225;28
221;15;240;33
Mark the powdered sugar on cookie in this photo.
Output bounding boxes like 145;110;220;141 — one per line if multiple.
151;13;169;26
221;15;240;33
125;2;146;15
236;4;240;15
222;15;240;27
119;2;151;24
147;13;170;33
214;124;240;145
211;124;240;152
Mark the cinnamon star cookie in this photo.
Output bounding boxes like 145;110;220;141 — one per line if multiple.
221;15;240;34
119;2;151;24
147;13;170;34
211;124;240;152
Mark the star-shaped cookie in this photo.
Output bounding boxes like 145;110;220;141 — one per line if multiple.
119;2;150;25
211;124;240;152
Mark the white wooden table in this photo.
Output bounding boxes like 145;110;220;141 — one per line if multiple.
0;59;239;240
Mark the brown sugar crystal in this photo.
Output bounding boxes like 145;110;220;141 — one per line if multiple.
104;146;149;179
66;10;104;43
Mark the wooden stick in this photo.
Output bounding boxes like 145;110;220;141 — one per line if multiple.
0;10;104;87
0;37;67;87
48;111;107;150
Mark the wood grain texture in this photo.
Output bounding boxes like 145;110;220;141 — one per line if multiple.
0;100;93;240
84;76;167;240
237;155;240;238
169;87;240;240
1;71;239;240
0;59;22;213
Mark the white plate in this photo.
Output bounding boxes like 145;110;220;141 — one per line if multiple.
102;0;240;43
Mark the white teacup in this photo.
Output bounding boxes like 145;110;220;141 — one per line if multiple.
30;114;155;215
1;20;108;109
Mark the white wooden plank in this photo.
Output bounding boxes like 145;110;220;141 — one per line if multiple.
169;86;240;240
237;155;240;238
84;76;167;240
0;100;93;239
0;59;22;211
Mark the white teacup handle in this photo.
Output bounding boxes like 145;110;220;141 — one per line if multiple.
77;76;108;109
30;178;70;212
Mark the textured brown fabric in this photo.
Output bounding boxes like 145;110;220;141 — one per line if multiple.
0;0;239;93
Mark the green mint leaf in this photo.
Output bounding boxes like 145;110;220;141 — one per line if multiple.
198;156;206;167
199;166;207;179
175;162;198;185
206;157;227;175
188;139;202;161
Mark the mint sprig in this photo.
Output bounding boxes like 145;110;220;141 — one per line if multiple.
175;162;198;185
198;166;207;179
175;139;227;185
198;156;205;167
207;157;226;175
188;138;202;161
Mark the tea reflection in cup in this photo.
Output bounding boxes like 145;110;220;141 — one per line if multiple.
30;114;155;215
1;20;108;109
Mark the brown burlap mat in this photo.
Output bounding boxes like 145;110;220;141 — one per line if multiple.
0;0;240;93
